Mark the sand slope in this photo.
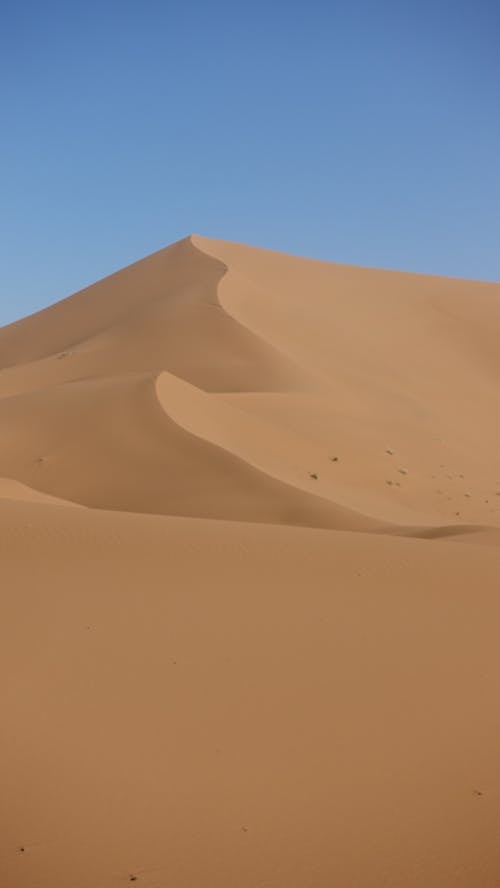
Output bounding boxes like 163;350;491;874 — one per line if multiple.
0;477;81;506
1;234;500;887
2;503;500;888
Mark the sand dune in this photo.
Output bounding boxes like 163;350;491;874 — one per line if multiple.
0;371;381;531
1;234;500;887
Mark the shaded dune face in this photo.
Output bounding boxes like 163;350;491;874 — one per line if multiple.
0;477;82;506
0;367;488;541
0;373;381;530
0;237;305;392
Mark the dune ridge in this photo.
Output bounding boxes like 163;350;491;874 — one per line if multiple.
0;237;305;396
1;234;500;887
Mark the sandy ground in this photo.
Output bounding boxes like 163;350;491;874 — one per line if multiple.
1;235;499;886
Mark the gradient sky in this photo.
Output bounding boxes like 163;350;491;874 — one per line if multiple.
1;0;499;325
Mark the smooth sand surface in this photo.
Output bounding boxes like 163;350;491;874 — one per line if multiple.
1;235;500;886
0;477;81;507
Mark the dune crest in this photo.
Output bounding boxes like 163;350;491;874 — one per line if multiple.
0;236;305;395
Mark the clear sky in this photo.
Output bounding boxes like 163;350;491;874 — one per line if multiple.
1;0;499;325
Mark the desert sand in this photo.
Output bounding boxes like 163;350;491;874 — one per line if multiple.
1;235;499;887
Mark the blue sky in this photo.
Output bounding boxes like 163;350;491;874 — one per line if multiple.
1;0;499;324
